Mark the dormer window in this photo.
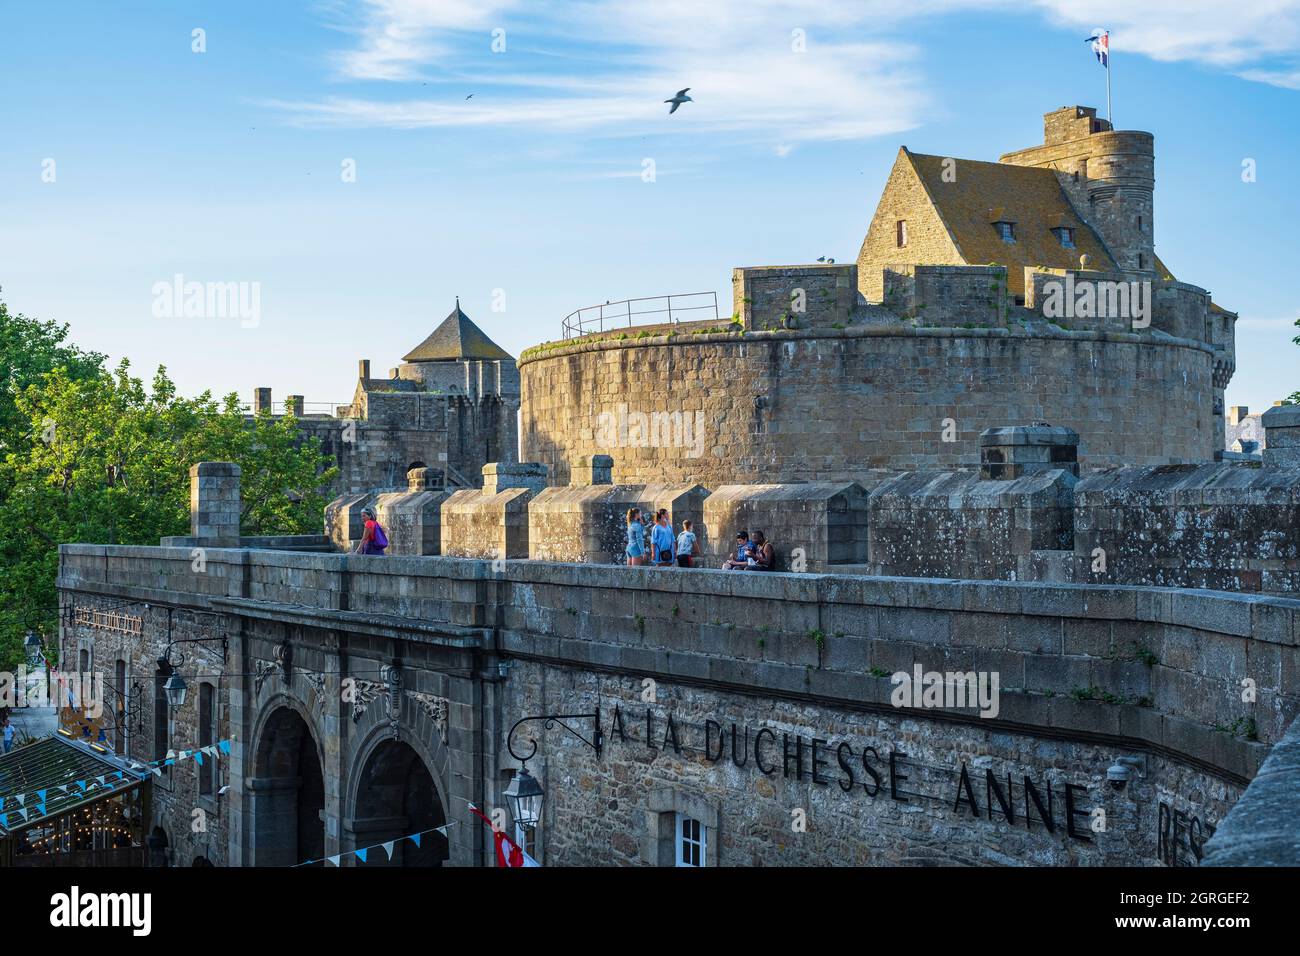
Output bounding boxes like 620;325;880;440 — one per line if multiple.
994;220;1016;243
1053;226;1075;249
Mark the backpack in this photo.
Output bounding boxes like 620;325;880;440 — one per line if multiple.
371;521;388;550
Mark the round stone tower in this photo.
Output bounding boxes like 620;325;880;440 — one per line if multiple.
1000;106;1155;274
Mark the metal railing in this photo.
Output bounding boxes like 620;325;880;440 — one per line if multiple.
561;292;719;340
240;401;347;418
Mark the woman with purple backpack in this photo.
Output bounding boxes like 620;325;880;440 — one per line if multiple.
354;507;389;555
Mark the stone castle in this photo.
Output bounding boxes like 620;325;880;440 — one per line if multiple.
250;299;519;495
45;106;1300;870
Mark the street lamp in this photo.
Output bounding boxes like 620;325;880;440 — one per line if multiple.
155;633;228;709
503;767;545;829
23;631;43;667
503;707;602;830
163;672;188;709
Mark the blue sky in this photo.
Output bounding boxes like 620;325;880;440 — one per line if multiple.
1;0;1297;413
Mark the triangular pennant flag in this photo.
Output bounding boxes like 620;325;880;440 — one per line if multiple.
14;794;24;806
203;746;217;756
35;803;46;816
56;785;68;794
114;772;124;781
75;780;87;792
95;775;106;785
382;841;395;861
17;808;28;821
0;813;7;827
410;833;422;849
356;848;368;863
327;855;341;867
151;767;163;778
435;825;450;836
219;739;231;754
194;752;204;767
36;789;46;801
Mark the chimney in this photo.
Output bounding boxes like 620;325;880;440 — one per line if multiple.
286;395;304;417
190;462;241;547
979;424;1080;480
570;454;613;487
253;387;272;414
407;466;445;492
359;359;371;380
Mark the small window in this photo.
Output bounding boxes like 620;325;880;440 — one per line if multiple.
1138;253;1146;269
1136;215;1143;231
675;813;707;867
994;221;1016;243
895;220;907;247
1053;227;1075;249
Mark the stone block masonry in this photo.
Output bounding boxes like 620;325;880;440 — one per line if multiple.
868;468;1075;580
1263;405;1300;468
702;482;870;571
58;544;1300;866
375;467;450;556
519;324;1217;486
733;264;858;331
441;463;548;560
1073;464;1300;593
190;462;241;547
528;482;708;564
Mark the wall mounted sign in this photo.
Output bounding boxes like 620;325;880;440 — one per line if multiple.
604;704;1096;841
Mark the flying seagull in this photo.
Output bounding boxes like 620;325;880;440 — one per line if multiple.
466;93;475;99
665;88;692;114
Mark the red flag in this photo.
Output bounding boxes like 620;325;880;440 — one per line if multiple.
468;804;536;868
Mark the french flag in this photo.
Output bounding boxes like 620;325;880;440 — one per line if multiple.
1087;29;1110;68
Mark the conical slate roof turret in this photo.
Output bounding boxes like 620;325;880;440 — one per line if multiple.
402;298;513;362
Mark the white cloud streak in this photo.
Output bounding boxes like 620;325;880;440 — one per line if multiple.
273;0;1300;144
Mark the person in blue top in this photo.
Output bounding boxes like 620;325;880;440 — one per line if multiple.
651;510;675;567
625;508;647;566
722;531;756;570
675;519;699;568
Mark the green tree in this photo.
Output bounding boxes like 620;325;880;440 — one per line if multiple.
0;297;105;461
0;356;337;670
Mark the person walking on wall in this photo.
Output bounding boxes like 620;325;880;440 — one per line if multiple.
626;508;647;566
354;507;389;555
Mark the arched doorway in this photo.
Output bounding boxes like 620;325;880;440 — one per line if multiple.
251;707;325;867
352;740;447;866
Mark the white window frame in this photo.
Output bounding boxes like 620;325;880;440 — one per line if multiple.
896;219;907;247
675;812;707;867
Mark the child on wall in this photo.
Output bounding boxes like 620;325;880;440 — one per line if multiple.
676;519;700;568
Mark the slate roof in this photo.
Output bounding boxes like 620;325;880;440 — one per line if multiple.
905;150;1117;297
402;300;513;363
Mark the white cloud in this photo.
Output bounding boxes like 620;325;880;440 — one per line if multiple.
276;0;1300;144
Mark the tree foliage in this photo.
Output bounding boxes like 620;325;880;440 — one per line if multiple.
0;300;337;670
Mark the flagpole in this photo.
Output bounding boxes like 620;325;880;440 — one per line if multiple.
1107;35;1113;126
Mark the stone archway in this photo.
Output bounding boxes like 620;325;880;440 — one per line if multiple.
350;740;448;866
249;706;326;867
